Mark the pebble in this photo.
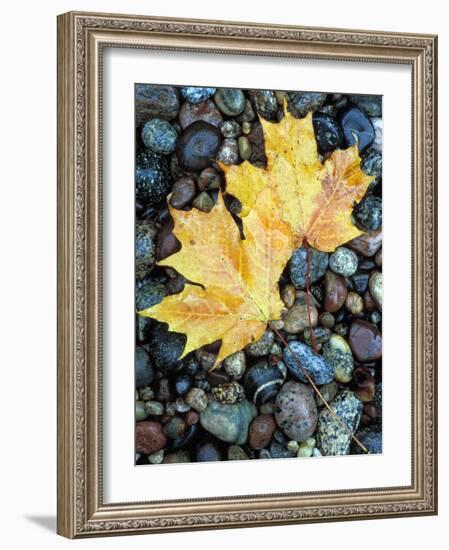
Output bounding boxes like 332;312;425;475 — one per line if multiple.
287;440;300;453
303;327;331;346
163;450;191;463
242;121;252;134
297;438;316;457
317;390;363;455
136;346;154;388
220;119;242;138
185;410;199;425
351;273;370;294
324;271;347;313
135;84;180;126
319;312;335;328
348;94;382;117
163;416;186;439
155;219;180;260
185;387;208;412
174;373;194;396
371;117;383;152
248;414;276;450
136;150;172;206
196;440;223;462
281;284;296;308
345;291;364;314
144;400;164;416
347;228;382;257
199;399;257;444
288;92;327;118
316;381;338;407
139;387;155;401
238;99;256;122
156;378;173;403
176;121;222;171
223;351;246;380
148;449;165;464
166;272;186;295
269;429;297;458
348;320;382;362
245;329;275;357
237;136;252;160
179;99;223;129
275;382;318;442
340;106;375;151
228;445;250;461
370;310;382;325
361;149;382;187
136;280;165;313
369;271;383;310
136;401;148;421
198;167;221;191
329;247;358;277
180;86;216;104
283;341;334;385
289;246;329;289
283;301;318;334
148;322;186;374
352;427;382;454
375;248;382;267
136;421;167;455
216;138;239;165
192;191;214;212
141;118;178;154
169;176;196;209
353;367;376;402
207;369;230;387
322;334;354;383
354;194;382;231
212;382;245;404
214;88;246;116
249;90;278;121
243;359;285;405
135;220;158;279
247;122;267;167
312;113;344;154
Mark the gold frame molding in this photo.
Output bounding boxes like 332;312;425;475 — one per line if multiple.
57;11;438;538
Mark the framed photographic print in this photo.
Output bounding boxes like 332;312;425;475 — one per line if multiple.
57;11;438;538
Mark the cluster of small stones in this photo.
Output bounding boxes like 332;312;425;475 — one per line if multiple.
135;85;383;464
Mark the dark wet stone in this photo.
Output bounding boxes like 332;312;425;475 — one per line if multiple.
289;246;329;289
179;99;223;129
135;84;180;126
169;176;196;209
136;421;166;455
180;86;216;104
347;228;382;257
136;346;154;388
199;399;257;444
361;149;382;187
351;273;370;294
141;119;178;155
324;271;347;313
354;194;382;231
175;373;194;396
136;150;172;206
340;106;375;152
348;319;382;362
243;359;285;406
247;122;267;167
269;429;297;458
214;88;246;116
283;341;334;385
348;94;382;117
318;390;363;455
163;416;186;439
148;322;186;374
135;280;165;311
275;382;318;442
351;427;382;454
135;220;158;279
193;191;214;212
245;330;275;357
196;440;223;462
176;121;222;171
288;92;327;118
156;219;181;260
181;354;200;377
198;167;221;191
248;415;276;450
249;90;278;121
312;113;344;154
165;423;199;452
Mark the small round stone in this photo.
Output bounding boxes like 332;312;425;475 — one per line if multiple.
220;120;242;138
245;330;275;357
148;323;186;374
185;387;208;412
180;86;216;104
136;401;148;421
324;271;347;313
312;113;344;154
198;167;221;191
141;118;178;154
169;176;196;209
223;351;246;380
275;381;318;442
214;88;246;116
348;320;382;362
329;247;358;277
174;373;194;396
144;400;164;416
354;194;382;231
185;410;199;425
369;271;383;311
199;399;256;444
163;416;186;439
179;99;223;129
283;341;334;385
176;121;222;172
289;246;329;289
345;291;364;314
249;90;278;121
216;138;239;165
192;191;214;212
135;84;180;126
136;421;167;455
283;302;318;334
316;382;338;407
319;311;335;328
322;334;354;383
228;445;250;461
248;414;276;450
135;346;154;388
237;136;252;160
288;92;327;118
148;449;165;464
348;228;382;257
287;440;300;453
281;285;296;308
196;440;222;462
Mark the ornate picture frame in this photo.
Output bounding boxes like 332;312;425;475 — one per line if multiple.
57;11;438;538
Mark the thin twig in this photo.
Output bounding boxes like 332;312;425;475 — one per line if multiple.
272;327;369;454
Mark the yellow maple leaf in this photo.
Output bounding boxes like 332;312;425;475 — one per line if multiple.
139;187;293;366
220;104;374;252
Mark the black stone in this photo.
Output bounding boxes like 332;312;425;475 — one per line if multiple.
348;94;382;117
148;322;186;374
361;149;382;187
135;346;154;388
248;90;278;121
312;113;344;154
181;354;201;377
175;373;194;396
287;92;327;118
354;194;382;231
166;424;199;452
340;106;375;152
351;273;370;294
195;440;223;462
176;121;222;171
351;427;382;454
135;280;165;311
136;150;172;206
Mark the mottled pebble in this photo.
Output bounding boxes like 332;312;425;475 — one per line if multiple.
329;247;358;277
136;346;154;388
288;92;327;118
136;401;148;421
345;291;364;314
212;382;245;404
163;417;186;439
214;88;246;116
348;94;382;117
193;191;214;213
199;399;257;444
248;414;276;450
275;381;318;442
198;167;221;191
354;194;382;231
352;427;382;454
238;136;252;160
135;220;158;279
141;118;178;154
136;150;172;206
322;334;354;383
245;330;275;357
228;445;250;460
220;119;242;139
169;176;196;209
144;400;164;416
369;271;382;310
136;84;180;126
185;387;208;412
316;381;338;407
148;449;165;464
348;320;382;362
312;113;344;154
223;351;246;380
179;99;222;129
289;246;329;289
283;341;334;385
180;86;216;104
347;228;382;257
216;138;239;165
136;421;167;455
149;323;186;374
249;90;278;121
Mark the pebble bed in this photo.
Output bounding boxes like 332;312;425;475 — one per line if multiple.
135;85;383;465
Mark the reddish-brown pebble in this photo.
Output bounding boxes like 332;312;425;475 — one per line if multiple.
347;228;382;257
348;320;382;362
169;177;196;209
248;414;276;450
185;410;199;425
324;271;347;313
136;421;167;455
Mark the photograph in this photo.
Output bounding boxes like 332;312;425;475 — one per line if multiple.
134;85;383;465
